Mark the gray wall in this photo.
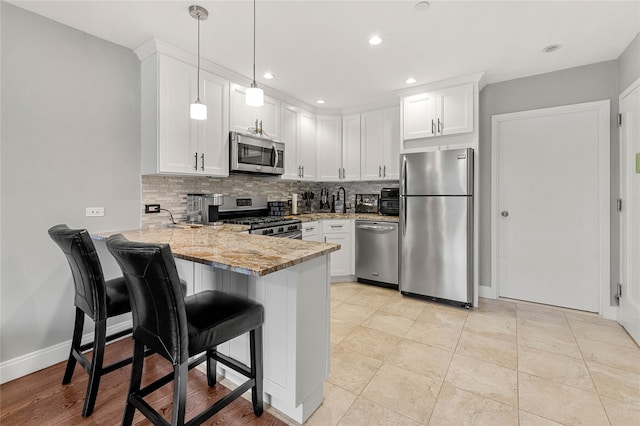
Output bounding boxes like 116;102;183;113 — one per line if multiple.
478;60;620;299
618;33;640;92
1;3;140;364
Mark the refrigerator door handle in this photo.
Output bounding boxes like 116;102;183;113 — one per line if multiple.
401;155;407;237
402;196;407;237
402;156;408;196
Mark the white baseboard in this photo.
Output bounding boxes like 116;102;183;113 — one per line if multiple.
0;320;132;385
478;283;497;299
331;275;356;283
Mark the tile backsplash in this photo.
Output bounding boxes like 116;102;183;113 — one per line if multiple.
141;174;398;227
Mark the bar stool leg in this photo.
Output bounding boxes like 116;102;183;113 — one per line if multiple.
122;340;145;426
82;318;106;417
250;326;264;416
62;308;84;385
171;363;188;426
206;348;217;386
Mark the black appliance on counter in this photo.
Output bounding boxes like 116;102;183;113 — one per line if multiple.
379;188;400;216
355;194;379;214
219;195;302;238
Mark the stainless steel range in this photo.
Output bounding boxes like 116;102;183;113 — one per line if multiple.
219;196;302;239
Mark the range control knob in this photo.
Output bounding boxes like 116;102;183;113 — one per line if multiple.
278;227;284;233
288;225;297;231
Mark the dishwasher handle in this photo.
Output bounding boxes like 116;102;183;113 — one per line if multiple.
356;223;397;232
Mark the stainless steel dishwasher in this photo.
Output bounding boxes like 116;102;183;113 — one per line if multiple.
355;220;399;288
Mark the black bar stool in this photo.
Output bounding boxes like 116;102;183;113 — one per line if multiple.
106;234;264;426
48;224;137;417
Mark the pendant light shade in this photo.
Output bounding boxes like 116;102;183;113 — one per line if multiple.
246;84;264;107
190;101;207;120
189;5;208;120
246;0;264;107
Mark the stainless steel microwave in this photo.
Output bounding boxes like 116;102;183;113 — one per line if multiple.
230;132;284;175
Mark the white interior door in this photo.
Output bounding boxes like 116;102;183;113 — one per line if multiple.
492;101;610;312
618;79;640;344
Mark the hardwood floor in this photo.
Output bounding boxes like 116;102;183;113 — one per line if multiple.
0;337;286;425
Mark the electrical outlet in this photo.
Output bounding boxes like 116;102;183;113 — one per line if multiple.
145;204;161;213
86;207;105;217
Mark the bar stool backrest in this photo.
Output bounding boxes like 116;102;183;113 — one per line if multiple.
48;224;107;321
106;234;188;364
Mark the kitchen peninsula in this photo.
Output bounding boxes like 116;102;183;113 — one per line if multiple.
93;225;340;423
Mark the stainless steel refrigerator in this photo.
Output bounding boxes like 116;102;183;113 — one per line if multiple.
399;148;474;307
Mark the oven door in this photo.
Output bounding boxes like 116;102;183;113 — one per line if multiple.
230;132;284;175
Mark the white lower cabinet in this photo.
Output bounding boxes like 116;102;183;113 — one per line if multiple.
182;257;329;424
322;220;353;276
302;221;322;242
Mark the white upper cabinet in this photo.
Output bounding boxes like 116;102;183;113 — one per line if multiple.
280;104;317;181
140;52;229;176
230;83;281;140
341;114;361;181
281;104;300;180
198;70;231;176
402;83;473;140
361;106;400;180
316;115;344;182
298;110;317;180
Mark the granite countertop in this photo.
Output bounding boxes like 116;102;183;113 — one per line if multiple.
92;225;340;277
289;213;399;222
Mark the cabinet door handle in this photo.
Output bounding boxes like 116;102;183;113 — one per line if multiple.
298;165;301;177
194;153;198;171
438;118;442;134
343;168;346;179
431;119;435;135
330;225;343;229
383;165;386;177
302;165;305;177
379;165;382;177
200;153;205;171
324;236;327;243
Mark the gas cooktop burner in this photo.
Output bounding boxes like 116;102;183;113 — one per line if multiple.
225;216;302;232
217;196;302;237
227;216;294;227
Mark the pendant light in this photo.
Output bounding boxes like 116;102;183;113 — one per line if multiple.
189;5;208;120
245;0;264;107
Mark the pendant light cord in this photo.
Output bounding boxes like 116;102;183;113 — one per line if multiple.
196;13;201;102
252;0;256;85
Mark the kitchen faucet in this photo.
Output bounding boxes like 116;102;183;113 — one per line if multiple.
337;187;346;213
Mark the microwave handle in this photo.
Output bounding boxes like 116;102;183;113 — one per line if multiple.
271;143;279;169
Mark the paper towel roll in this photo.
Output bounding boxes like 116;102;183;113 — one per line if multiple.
291;194;298;214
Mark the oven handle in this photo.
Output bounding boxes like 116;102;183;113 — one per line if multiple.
279;230;302;239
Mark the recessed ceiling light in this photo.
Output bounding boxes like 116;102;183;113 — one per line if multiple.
369;35;382;46
316;99;326;104
263;72;274;79
415;1;430;11
406;77;417;84
542;44;562;53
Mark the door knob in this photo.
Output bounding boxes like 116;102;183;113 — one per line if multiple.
501;211;509;217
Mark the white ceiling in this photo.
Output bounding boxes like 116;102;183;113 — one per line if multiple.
9;1;640;111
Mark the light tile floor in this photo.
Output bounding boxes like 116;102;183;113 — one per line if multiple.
301;281;640;426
